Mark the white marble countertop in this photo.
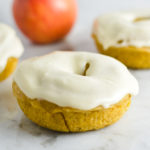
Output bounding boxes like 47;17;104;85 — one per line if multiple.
0;0;150;150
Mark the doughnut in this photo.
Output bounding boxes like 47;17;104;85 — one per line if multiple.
0;23;24;81
12;51;139;132
92;11;150;69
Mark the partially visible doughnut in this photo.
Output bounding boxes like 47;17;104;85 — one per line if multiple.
92;11;150;68
0;23;23;81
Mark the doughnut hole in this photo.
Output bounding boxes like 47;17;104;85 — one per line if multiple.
134;16;150;22
117;40;123;44
82;62;90;76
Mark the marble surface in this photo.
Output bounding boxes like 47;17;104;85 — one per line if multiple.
0;0;150;150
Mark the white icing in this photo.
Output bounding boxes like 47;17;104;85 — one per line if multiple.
0;23;24;73
93;10;150;49
13;51;139;110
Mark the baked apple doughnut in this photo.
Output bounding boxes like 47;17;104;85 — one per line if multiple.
0;23;24;81
12;51;139;132
92;11;150;69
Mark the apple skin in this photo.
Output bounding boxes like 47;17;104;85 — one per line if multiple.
13;0;77;44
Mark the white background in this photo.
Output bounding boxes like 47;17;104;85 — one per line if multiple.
0;0;150;150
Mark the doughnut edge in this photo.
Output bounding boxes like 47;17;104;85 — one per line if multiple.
92;34;150;69
0;57;18;82
12;81;131;132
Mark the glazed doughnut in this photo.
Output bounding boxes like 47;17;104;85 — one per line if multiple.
12;51;139;132
92;11;150;69
0;23;23;81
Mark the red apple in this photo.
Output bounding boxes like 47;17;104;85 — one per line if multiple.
13;0;77;44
